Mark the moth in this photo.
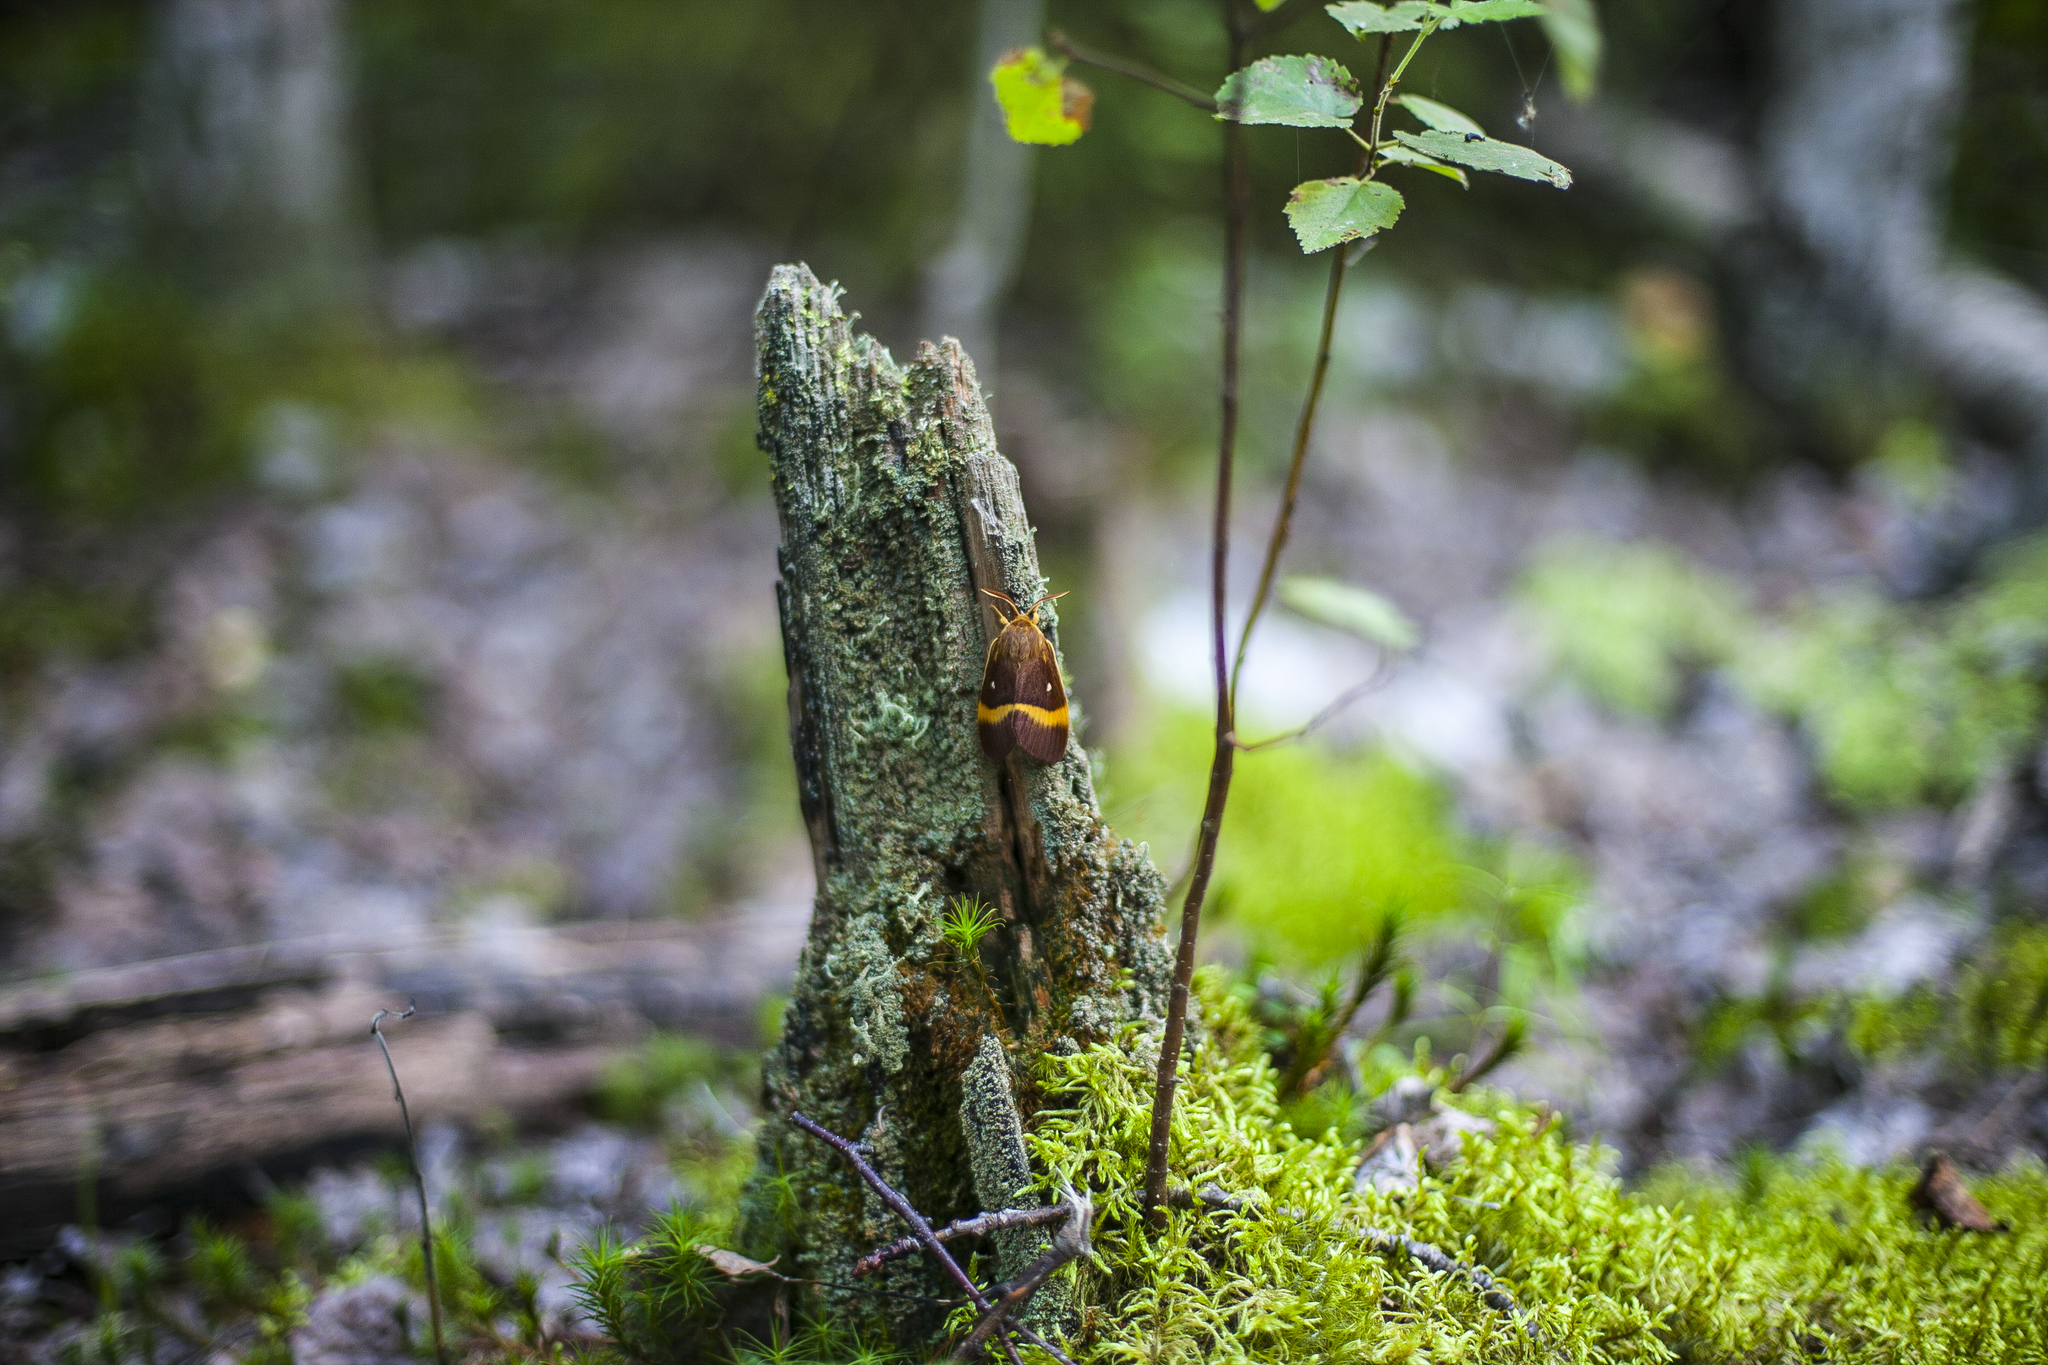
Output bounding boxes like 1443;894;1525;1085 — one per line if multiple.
977;588;1069;764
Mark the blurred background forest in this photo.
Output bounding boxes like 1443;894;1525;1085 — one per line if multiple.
2;0;2047;1356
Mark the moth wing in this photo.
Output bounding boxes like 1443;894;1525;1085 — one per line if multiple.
978;634;1019;761
1011;629;1069;764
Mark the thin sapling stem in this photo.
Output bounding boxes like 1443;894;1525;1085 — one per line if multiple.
370;1004;447;1365
1140;0;1250;1230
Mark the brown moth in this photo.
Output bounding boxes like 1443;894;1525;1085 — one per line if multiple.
977;588;1069;764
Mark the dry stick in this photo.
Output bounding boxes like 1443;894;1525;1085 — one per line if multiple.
1169;1185;1543;1344
1140;5;1251;1231
1046;29;1216;112
787;1112;1075;1365
854;1205;1075;1278
370;1005;447;1365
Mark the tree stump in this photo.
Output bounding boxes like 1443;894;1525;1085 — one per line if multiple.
740;265;1170;1345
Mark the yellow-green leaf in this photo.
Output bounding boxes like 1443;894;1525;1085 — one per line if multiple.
990;47;1093;146
1284;177;1405;253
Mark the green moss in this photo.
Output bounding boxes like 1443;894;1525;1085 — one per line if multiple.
1007;969;2048;1364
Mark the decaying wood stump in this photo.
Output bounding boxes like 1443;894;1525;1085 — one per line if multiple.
741;265;1170;1344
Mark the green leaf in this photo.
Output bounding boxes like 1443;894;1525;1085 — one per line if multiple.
1326;1;1437;36
1215;55;1363;128
1327;0;1544;34
1437;0;1549;23
1284;177;1404;253
1395;93;1483;135
1391;129;1571;187
1254;0;1289;9
989;47;1093;146
1375;142;1468;187
1539;0;1602;102
1280;576;1419;650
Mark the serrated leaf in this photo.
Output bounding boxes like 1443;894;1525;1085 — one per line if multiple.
1539;0;1602;102
1375;142;1469;187
990;47;1093;146
1326;1;1437;35
1392;129;1571;187
1285;177;1404;253
1280;576;1419;650
1437;0;1549;23
1216;55;1363;128
1395;94;1484;135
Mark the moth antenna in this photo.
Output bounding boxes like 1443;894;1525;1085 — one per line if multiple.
1023;589;1068;624
981;587;1020;623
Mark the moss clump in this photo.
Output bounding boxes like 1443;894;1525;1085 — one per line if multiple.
1006;968;2048;1364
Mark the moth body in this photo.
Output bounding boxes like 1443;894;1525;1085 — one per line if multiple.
977;590;1069;764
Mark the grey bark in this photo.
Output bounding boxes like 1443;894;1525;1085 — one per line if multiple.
739;265;1169;1347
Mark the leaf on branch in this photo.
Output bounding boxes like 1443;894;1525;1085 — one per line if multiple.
1436;0;1550;23
696;1246;782;1277
1284;178;1404;252
1539;0;1602;102
1394;93;1483;135
1216;55;1364;127
1375;142;1468;187
990;47;1093;146
1391;129;1571;187
1327;0;1544;35
1279;576;1419;649
1326;1;1437;36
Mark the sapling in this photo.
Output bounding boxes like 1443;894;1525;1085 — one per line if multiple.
992;0;1576;1225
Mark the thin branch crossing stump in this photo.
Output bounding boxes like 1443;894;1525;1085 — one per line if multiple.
739;265;1170;1346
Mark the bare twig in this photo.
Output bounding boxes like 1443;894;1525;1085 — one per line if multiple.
1275;915;1401;1102
855;1205;1075;1278
1228;667;1388;752
1448;1017;1527;1093
953;1192;1094;1360
1142;2;1251;1233
788;1112;1076;1365
1169;1184;1542;1342
1046;30;1217;111
370;1004;447;1365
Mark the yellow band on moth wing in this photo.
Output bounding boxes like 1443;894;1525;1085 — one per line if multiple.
978;702;1069;727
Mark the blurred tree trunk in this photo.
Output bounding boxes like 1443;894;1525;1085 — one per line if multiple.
139;0;363;308
1762;0;2048;534
917;0;1046;385
738;265;1169;1348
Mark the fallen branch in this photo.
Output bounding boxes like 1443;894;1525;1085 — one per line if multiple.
1169;1183;1541;1344
788;1111;1077;1365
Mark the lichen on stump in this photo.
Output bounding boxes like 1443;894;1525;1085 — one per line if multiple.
738;264;1170;1346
